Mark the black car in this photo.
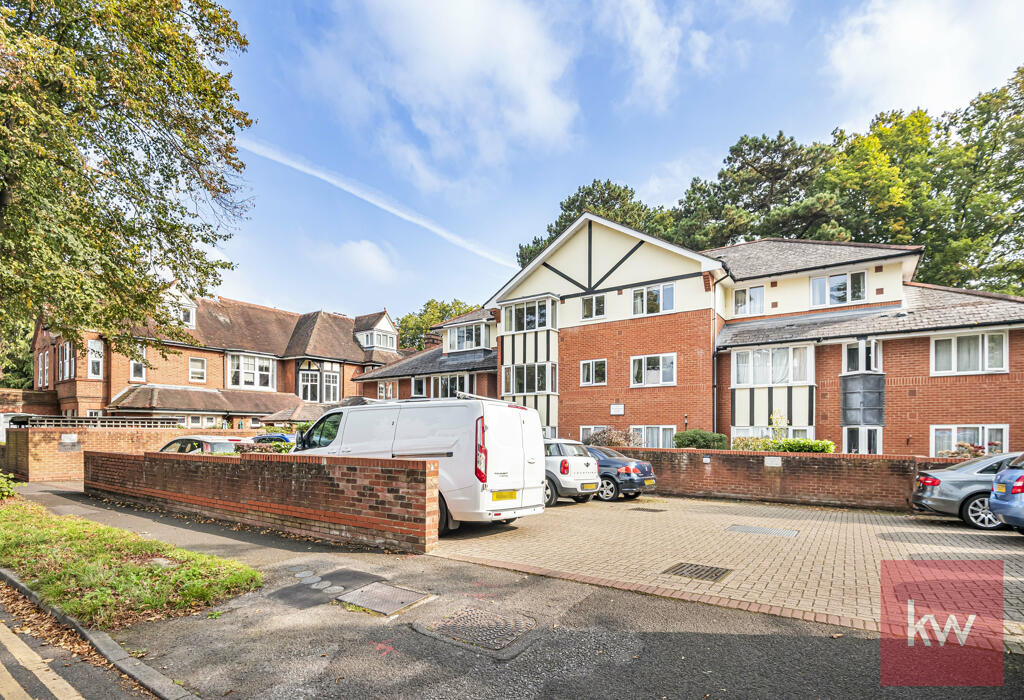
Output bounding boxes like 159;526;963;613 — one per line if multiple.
585;446;657;501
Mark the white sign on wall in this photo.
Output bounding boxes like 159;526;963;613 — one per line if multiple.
609;404;625;416
60;433;78;443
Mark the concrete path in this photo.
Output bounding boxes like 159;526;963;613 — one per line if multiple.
15;482;1024;698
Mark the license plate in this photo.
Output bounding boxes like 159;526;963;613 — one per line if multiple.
491;490;516;501
644;478;655;485
581;483;597;490
996;483;1007;493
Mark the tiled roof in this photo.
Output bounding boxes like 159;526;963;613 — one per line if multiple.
354;311;388;331
354;346;497;381
716;284;1024;348
430;307;490;329
261;396;371;423
704;238;922;281
106;385;302;415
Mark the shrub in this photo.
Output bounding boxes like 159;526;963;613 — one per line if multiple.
674;429;728;450
731;436;774;451
235;442;293;454
0;471;22;500
581;428;641;447
731;437;836;453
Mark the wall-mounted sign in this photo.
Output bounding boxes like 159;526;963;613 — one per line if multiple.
60;433;78;443
763;455;782;468
609;404;625;416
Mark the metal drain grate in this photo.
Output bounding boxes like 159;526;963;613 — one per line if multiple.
429;607;536;651
726;524;799;538
630;507;666;512
662;562;733;582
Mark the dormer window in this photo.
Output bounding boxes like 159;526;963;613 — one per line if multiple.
360;331;396;349
180;305;196;329
450;324;487;351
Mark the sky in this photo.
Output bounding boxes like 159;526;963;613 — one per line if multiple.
213;0;1024;319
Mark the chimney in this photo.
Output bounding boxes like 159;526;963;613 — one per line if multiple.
423;332;442;350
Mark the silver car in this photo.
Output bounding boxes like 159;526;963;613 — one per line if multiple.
912;452;1022;529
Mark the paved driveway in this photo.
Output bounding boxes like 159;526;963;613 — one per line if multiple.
434;495;1024;651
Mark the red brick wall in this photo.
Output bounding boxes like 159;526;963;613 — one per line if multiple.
558;308;716;441
83;450;439;553
0;389;59;415
619;447;962;510
3;427;263;482
476;371;499;398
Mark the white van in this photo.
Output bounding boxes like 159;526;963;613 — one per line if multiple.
292;398;546;534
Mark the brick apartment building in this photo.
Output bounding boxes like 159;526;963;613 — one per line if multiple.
30;297;403;429
485;213;1024;457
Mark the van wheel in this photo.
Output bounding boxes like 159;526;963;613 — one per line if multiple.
438;496;450;537
596;477;619;502
572;495;593;503
544;478;559;507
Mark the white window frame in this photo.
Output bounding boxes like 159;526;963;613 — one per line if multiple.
501;298;556;334
130;346;146;382
580;426;607;441
300;371;320;402
188;357;206;383
733;285;765;317
37;352;43;388
86;409;102;417
580;359;607;387
732;426;815;441
581;294;606;321
930;424;1009;457
227;353;275;390
930;331;1008;376
43;351;49;386
630;425;677;448
732;345;814;387
180;305;196;329
204;416;217;427
631;283;675;317
189;415;202;427
411;377;426;397
87;339;103;379
843;426;883;454
810;269;868;308
432;374;470;398
842;339;882;374
501;363;558;396
630;353;676;387
323;372;340;403
450;323;487;352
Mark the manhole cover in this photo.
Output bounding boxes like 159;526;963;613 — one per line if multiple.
726;524;799;538
662;562;732;582
428;607;536;651
337;582;427;616
630;507;666;512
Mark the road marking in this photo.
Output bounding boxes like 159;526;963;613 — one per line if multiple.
0;656;33;700
0;621;84;700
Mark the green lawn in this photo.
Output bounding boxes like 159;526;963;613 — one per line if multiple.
0;498;262;629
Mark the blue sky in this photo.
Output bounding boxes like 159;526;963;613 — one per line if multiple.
213;0;1024;319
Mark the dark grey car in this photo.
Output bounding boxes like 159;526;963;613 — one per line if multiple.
912;452;1022;529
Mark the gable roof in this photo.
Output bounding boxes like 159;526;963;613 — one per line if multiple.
430;307;491;329
485;212;723;306
354;311;389;332
704;238;923;281
716;283;1024;348
106;384;302;416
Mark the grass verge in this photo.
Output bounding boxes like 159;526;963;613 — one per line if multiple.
0;498;262;629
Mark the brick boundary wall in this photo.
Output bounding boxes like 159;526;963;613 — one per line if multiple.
618;447;965;510
3;428;264;482
83;451;439;553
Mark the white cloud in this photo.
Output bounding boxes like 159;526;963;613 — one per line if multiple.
825;0;1024;129
301;0;577;191
327;240;399;284
687;30;713;73
638;153;721;208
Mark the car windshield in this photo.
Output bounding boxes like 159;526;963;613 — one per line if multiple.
209;442;238;454
563;443;589;457
599;448;628;459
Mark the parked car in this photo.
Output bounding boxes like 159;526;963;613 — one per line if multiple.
912;452;1021;529
158;435;252;454
585;446;657;501
990;458;1024;534
543;439;600;506
292;398;546;534
253;433;295;444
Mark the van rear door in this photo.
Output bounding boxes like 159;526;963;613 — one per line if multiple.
519;408;546;508
482;403;528;509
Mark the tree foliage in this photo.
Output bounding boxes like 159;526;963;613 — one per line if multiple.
0;319;33;389
0;0;251;358
397;299;479;350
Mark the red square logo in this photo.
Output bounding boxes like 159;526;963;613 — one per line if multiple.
881;559;1003;686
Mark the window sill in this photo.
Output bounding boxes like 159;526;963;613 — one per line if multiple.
499;327;558;336
579;316;607;323
630;309;678;319
448;347;488;353
838;371;884;377
629;383;678;389
929;369;1009;377
579;383;608;388
731;382;817;389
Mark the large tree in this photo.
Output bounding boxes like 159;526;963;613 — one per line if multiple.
0;319;33;389
397;299;479;350
0;0;250;360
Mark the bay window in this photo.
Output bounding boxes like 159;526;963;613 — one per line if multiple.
581;294;605;320
229;353;274;389
632;283;674;316
88;340;104;379
503;298;555;333
732;345;812;386
580;359;606;386
630;425;676;448
932;331;1007;375
811;270;866;307
631;353;675;387
931;424;1007;456
432;374;472;398
451;324;487;351
843;339;881;373
502;363;557;395
734;286;764;316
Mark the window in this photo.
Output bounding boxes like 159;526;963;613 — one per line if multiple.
580;426;607;441
932;332;1007;375
87;340;103;379
37;352;43;388
295;413;343;451
377;381;396;399
844;426;882;454
631;425;676;448
130;346;146;382
581;294;605;320
451;324;487;351
732;345;813;386
732;426;815;441
432;374;472;398
501;363;557;395
43;351;49;386
323;372;340;403
411;377;426;397
580;359;607;386
631;353;675;387
204;416;217;427
189;415;202;427
188;357;206;383
931;424;1008;457
843;339;881;373
228;353;274;388
361;332;396;348
300;371;320;402
57;341;75;381
502;299;554;333
734;286;764;316
180;306;195;328
632;283;675;316
250;418;261;428
811;270;866;307
86;410;101;417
